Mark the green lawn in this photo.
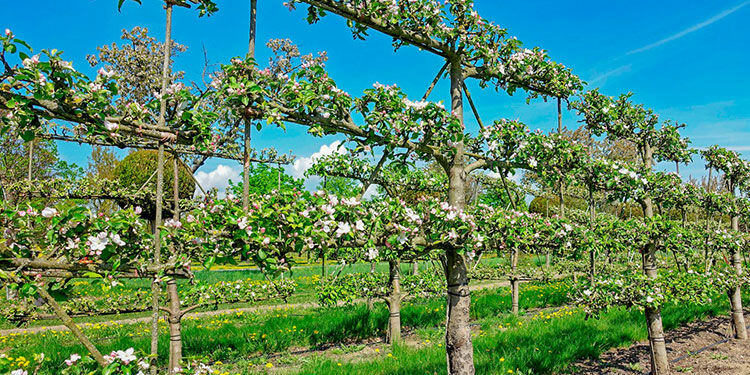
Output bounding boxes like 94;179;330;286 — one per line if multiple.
2;280;570;374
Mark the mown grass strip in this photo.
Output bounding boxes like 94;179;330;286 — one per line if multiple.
297;293;746;375
3;281;570;374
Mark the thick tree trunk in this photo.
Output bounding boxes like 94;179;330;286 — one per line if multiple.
386;261;402;344
444;57;475;375
729;215;748;339
636;142;670;375
412;261;419;275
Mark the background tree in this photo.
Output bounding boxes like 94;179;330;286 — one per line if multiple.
318;176;360;198
87;26;186;106
228;163;303;196
475;174;527;210
0;128;71;203
87;145;121;214
113;150;195;220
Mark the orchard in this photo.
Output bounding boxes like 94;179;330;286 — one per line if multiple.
0;1;748;375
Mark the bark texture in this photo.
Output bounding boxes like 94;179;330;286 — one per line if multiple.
729;215;748;339
166;279;182;373
510;247;519;315
444;58;474;375
386;261;402;344
150;4;174;373
642;194;669;374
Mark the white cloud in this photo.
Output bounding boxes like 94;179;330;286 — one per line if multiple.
290;141;346;179
194;164;240;197
486;170;522;183
627;1;749;55
361;184;380;200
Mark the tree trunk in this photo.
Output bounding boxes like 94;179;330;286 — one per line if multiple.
167;156;183;374
321;254;326;277
642;194;670;374
367;261;376;310
545;252;551;268
729;215;748;339
5;285;18;301
166;279;182;374
510;247;519;315
412;261;419;275
386;261;402;344
589;189;596;283
444;57;475;375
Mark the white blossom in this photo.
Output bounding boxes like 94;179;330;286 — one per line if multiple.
64;353;81;366
41;207;57;218
335;222;352;237
88;232;109;253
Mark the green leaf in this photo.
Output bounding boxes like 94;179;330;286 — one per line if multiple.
20;130;36;142
203;256;216;270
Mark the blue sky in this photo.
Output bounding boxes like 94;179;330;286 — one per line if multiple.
2;0;749;191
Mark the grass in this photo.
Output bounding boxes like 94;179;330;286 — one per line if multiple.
0;256;512;330
1;280;571;374
294;293;748;375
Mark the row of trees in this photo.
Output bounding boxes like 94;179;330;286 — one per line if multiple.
1;1;748;375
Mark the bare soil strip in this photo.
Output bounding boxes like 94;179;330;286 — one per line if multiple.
571;311;750;375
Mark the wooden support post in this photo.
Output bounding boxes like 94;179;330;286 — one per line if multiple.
37;285;107;367
242;0;257;212
150;3;174;373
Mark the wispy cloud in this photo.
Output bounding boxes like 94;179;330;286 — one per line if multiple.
627;1;749;55
589;64;632;85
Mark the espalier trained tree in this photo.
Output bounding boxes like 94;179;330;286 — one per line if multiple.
309;151;449;342
214;1;580;371
700;145;748;339
573;90;693;374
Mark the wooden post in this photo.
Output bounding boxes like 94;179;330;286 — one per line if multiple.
167;153;182;374
150;3;174;373
37;285;107;367
557;98;564;219
242;0;257;212
27;140;33;182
